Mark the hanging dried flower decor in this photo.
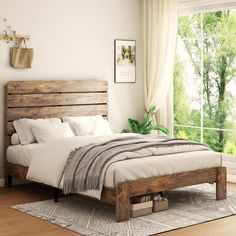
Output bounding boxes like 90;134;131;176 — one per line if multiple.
0;17;18;46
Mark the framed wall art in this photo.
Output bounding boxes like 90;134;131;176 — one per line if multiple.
114;39;136;83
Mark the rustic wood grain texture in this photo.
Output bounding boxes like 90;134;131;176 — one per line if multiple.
128;168;217;197
4;80;108;186
8;93;107;107
216;167;227;200
7;104;108;121
101;187;116;205
7;80;107;94
116;182;130;222
4;80;227;223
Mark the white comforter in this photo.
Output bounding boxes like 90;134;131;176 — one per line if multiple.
27;134;136;197
26;134;222;199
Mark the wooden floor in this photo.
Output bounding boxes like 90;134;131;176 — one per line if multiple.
0;183;236;236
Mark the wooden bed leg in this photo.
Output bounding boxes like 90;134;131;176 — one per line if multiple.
5;175;12;188
115;182;130;222
54;188;59;202
216;167;227;200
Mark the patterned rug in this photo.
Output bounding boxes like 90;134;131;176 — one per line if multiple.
12;184;236;236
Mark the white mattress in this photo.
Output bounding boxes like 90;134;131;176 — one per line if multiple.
7;144;41;167
8;143;222;188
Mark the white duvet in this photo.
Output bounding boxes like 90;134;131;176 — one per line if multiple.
27;134;136;197
26;133;222;199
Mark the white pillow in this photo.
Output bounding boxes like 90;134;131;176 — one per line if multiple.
11;133;20;145
31;122;74;144
90;119;113;136
63;115;104;135
71;117;113;136
13;118;62;145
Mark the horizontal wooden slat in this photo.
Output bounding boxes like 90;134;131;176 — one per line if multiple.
128;168;217;197
7;104;108;121
7;80;108;94
8;93;107;107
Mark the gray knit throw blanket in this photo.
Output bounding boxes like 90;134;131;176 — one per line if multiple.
63;136;210;195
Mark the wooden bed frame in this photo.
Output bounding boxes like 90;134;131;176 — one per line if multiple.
4;80;227;222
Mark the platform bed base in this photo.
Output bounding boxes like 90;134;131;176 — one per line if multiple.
5;163;226;222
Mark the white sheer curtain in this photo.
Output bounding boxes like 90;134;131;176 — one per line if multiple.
142;0;178;135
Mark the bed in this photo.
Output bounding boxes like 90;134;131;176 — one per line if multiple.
4;80;227;222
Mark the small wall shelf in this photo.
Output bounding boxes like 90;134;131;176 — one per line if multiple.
0;34;30;41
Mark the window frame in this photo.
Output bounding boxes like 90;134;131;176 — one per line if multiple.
173;11;236;147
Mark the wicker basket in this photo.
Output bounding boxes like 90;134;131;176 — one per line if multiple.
130;201;153;218
153;199;168;212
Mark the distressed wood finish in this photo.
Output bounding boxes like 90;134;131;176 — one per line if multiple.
216;167;227;200
4;80;227;223
7;104;108;121
7;80;107;94
113;167;227;221
8;93;107;108
128;168;217;197
101;187;116;205
4;80;108;186
116;182;130;222
5;79;108;127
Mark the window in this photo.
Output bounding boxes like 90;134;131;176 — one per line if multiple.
174;10;236;154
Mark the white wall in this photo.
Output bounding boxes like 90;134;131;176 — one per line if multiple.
0;0;144;180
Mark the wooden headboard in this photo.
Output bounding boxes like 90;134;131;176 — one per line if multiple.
4;80;108;150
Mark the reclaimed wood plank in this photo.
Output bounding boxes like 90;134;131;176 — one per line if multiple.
7;80;107;94
8;93;107;107
128;168;217;197
7;104;108;121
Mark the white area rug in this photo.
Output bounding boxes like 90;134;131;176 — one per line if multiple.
12;184;236;236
